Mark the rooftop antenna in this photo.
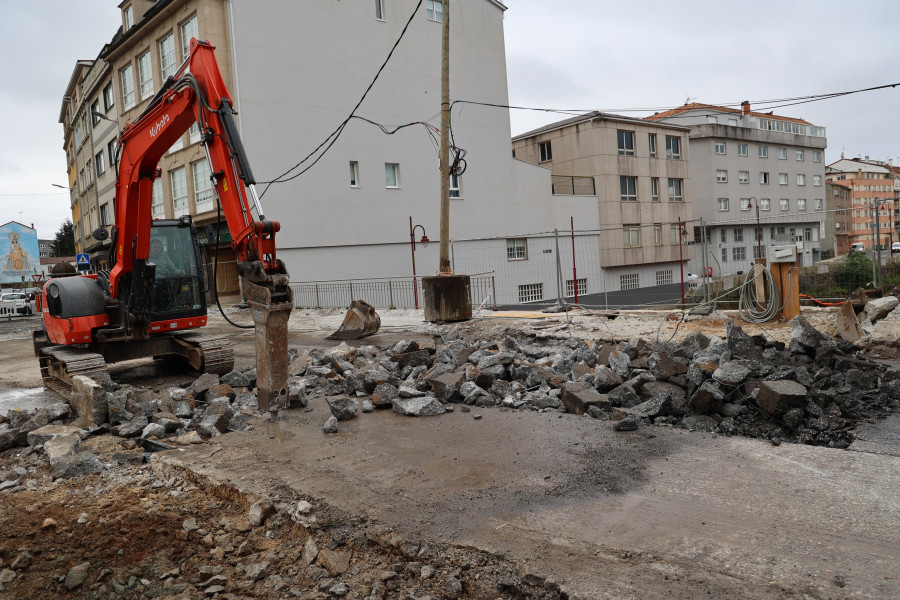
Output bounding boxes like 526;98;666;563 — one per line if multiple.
684;94;695;105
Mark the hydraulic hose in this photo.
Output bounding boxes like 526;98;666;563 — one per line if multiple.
738;264;781;323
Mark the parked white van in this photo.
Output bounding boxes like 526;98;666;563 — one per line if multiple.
850;243;866;253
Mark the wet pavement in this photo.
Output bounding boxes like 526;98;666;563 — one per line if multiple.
0;384;59;416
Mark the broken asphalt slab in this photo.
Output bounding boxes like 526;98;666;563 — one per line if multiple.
154;402;900;600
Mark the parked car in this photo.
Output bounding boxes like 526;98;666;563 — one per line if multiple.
850;243;866;254
0;292;31;316
892;242;900;255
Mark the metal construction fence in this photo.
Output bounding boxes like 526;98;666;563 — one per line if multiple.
285;210;894;311
290;275;495;310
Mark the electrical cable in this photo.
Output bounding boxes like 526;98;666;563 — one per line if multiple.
738;265;780;323
258;0;424;196
212;197;254;329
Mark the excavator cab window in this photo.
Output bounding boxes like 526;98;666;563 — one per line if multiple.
148;220;205;321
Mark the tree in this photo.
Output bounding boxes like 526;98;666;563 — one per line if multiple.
52;219;76;257
835;252;873;290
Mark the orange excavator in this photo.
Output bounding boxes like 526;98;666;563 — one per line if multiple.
35;39;292;411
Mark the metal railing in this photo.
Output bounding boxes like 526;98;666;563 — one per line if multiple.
290;275;496;310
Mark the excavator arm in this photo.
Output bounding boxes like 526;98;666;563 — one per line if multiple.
110;38;292;411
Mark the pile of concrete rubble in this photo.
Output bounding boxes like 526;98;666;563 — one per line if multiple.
1;315;897;480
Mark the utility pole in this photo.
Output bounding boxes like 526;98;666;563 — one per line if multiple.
438;0;451;275
875;198;883;286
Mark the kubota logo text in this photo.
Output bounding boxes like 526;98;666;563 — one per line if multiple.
149;115;170;138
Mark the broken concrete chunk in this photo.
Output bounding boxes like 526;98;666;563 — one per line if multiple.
681;415;719;432
323;416;339;434
756;380;808;417
70;375;109;427
647;352;688;380
117;417;149;438
188;373;220;398
26;424;84;448
44;434;82;463
613;416;639;431
726;320;758;357
561;381;611;415
371;384;398;408
689;380;725;415
790;316;825;354
141;423;167;440
607;348;630;379
622;391;671;419
861;295;898;323
712;361;751;387
50;452;103;480
326;396;358;421
249;498;273;527
607;384;642;408
392;396;445;417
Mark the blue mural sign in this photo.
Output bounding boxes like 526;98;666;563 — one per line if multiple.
0;222;39;284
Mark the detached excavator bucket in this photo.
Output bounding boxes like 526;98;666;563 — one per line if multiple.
327;300;381;340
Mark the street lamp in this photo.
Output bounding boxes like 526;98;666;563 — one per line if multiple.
91;111;116;124
51;184;67;189
408;217;430;310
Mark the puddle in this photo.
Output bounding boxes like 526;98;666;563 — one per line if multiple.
0;386;59;416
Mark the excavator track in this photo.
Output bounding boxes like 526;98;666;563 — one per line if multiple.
172;331;235;375
34;332;109;399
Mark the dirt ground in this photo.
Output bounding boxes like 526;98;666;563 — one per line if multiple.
0;306;897;599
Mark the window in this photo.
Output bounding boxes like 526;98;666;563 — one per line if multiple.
623;226;640;248
656;270;673;286
617;130;635;156
159;33;176;80
648;134;657;158
90;207;98;231
539;141;552;162
716;170;728;183
714;141;726;154
449;172;461;198
518;283;543;303
170;167;188;216
813;175;822;186
385;163;400;187
693;226;712;244
707;116;718;124
758;146;768;158
181;14;198;58
753;245;766;259
421;0;443;22
718;198;729;211
804;227;812;242
760;198;770;211
653;225;662;245
151;178;164;217
620;273;639;291
760;172;769;184
192;160;213;213
375;0;385;20
138;51;154;100
815;198;823;210
651;177;659;202
720;228;727;243
797;174;806;186
103;82;114;112
108;139;117;168
124;4;133;30
565;278;587;297
798;198;807;211
739;170;749;184
733;247;746;261
780;198;789;211
665;136;681;159
721;248;728;262
95;151;105;177
671;225;681;245
86;159;93;184
813;151;822;163
728;118;738;126
737;143;748;157
100;203;110;226
779;173;788;185
121;64;135;110
90;100;100;126
79;169;85;193
506;238;527;260
795;150;804;161
778;148;787;160
189;122;201;145
667;178;683;202
620;176;637;202
740;198;751;211
733;228;744;242
346;161;360;188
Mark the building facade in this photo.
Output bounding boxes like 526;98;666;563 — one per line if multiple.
62;0;613;306
825;157;900;251
511;112;695;295
649;102;827;274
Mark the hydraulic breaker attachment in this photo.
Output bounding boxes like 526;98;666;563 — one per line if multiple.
246;280;293;414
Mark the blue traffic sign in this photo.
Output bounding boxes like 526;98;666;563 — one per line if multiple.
76;253;91;270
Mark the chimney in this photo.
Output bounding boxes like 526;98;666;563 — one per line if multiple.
741;101;750;116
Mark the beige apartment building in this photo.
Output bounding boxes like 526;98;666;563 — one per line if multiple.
826;157;900;251
512;112;695;287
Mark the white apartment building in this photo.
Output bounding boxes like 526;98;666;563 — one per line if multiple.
650;102;827;274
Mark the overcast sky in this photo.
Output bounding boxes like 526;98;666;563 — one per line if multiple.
2;0;898;239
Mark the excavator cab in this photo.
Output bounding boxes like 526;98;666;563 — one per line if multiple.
147;218;206;321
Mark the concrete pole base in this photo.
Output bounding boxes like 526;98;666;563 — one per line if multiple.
422;274;472;322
